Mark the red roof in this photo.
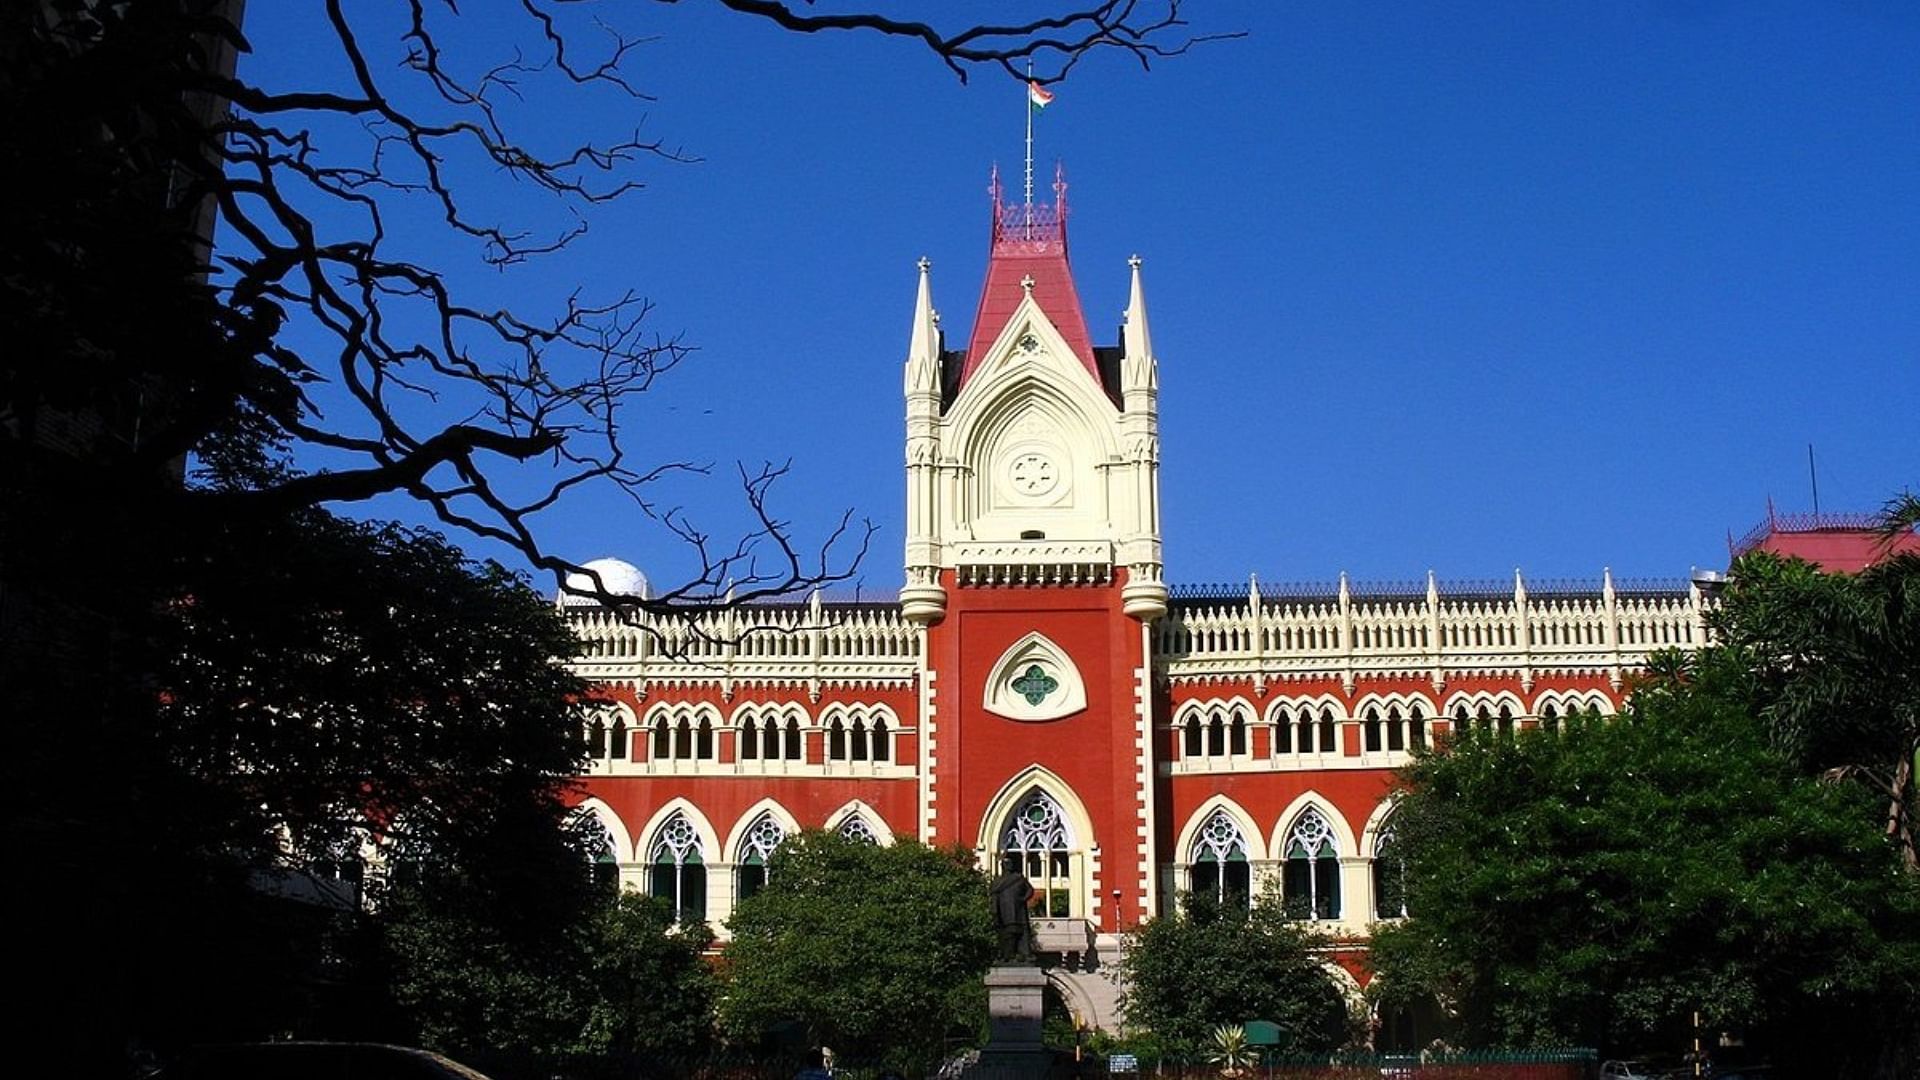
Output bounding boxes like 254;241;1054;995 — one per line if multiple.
958;169;1098;388
1731;510;1920;573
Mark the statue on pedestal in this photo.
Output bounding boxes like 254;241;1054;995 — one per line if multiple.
990;867;1036;963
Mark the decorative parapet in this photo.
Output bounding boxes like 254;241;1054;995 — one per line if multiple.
563;597;919;695
1159;571;1707;692
951;540;1114;587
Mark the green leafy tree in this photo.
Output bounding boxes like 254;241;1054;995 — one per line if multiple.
382;872;716;1068
1713;529;1920;870
579;892;718;1060
159;506;591;868
1368;653;1920;1075
1117;891;1348;1058
720;830;995;1067
127;503;609;1052
374;811;599;1064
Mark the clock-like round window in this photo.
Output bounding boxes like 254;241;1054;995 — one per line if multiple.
1007;452;1059;498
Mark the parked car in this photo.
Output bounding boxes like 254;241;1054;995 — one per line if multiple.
1600;1062;1664;1080
158;1042;496;1080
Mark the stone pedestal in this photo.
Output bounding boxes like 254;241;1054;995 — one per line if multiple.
972;964;1052;1079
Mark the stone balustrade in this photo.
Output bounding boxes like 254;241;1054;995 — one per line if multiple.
1158;572;1708;690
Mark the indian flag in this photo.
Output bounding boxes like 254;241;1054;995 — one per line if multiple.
1028;81;1054;111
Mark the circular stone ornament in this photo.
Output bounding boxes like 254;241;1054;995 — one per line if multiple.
1008;451;1059;497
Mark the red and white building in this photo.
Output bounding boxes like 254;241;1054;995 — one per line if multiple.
559;172;1720;1026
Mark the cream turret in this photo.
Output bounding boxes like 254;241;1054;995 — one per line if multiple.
1117;255;1167;620
901;257;948;625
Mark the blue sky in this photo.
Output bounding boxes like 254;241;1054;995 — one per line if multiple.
239;2;1918;594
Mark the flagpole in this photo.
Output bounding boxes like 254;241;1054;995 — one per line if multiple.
1024;59;1034;236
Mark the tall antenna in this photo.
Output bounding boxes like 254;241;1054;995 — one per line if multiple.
1808;443;1821;518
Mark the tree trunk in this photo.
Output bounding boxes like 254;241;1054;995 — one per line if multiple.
1890;742;1918;872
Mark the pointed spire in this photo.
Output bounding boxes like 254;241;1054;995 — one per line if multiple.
906;256;940;381
1123;253;1154;364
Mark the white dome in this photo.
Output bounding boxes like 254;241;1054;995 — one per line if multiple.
560;557;649;604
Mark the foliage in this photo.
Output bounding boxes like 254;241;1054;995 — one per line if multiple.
382;870;715;1067
124;501;604;1054
579;891;719;1060
1203;1024;1253;1074
158;505;590;867
1118;889;1348;1058
1712;544;1920;869
377;846;594;1061
720;830;995;1067
1368;653;1920;1074
153;501;731;1064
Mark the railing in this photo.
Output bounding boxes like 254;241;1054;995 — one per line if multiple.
992;198;1066;252
456;1046;1597;1080
1159;572;1703;683
565;601;919;667
1102;1049;1597;1080
1731;508;1885;559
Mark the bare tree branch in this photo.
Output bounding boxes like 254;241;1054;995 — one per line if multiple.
9;0;1228;637
675;0;1244;84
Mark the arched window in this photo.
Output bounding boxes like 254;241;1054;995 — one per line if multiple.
607;713;627;760
735;814;785;903
851;716;870;762
1206;713;1225;756
578;815;620;893
828;718;847;760
1373;819;1407;919
1364;707;1383;753
839;815;879;845
1183;715;1203;758
1495;704;1514;738
1272;708;1293;754
586;714;608;757
673;717;693;759
1189;810;1251;907
653;718;671;759
384;821;434;891
1001;791;1073;918
783;716;802;760
648;813;706;924
1230;708;1248;755
1540;703;1560;734
740;716;760;761
871;716;890;762
696;715;714;758
1318;708;1337;753
1409;704;1427;749
1282;807;1341;921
